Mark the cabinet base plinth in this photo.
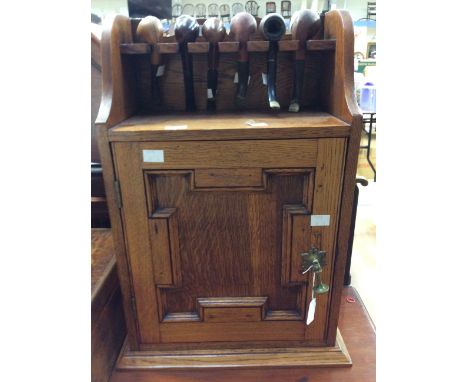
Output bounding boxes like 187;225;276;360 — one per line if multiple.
111;329;351;377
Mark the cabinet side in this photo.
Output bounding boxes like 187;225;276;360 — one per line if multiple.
321;10;364;346
95;14;140;349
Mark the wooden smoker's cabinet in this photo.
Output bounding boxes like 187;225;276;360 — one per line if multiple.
96;10;362;375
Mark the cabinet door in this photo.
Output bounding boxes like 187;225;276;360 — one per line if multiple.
113;138;345;346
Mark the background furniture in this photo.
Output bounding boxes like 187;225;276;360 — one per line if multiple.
220;4;231;21
281;0;292;18
182;3;195;16
245;1;259;16
344;177;369;286
361;112;376;181
172;4;182;19
266;1;276;13
208;3;218;17
195;3;206;18
367;1;376;20
91;164;110;228
232;2;244;16
91;229;126;382
127;0;171;19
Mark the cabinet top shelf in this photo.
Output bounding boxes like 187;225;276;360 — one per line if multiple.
108;111;351;142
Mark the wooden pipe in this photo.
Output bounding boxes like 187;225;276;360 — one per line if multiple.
174;15;199;112
259;13;286;110
202;17;226;111
289;10;321;112
135;16;164;105
229;12;257;108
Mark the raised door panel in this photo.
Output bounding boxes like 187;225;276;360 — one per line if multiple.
113;138;345;346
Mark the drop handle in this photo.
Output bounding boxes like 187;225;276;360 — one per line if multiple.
300;246;329;294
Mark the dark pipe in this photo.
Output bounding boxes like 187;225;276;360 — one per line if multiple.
174;15;199;112
229;12;257;108
135;16;164;106
202;17;226;111
259;13;286;110
289;10;321;112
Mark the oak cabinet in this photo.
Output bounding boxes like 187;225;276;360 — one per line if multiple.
96;10;362;374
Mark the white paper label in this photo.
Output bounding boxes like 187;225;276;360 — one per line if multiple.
156;65;165;77
310;215;330;227
306;298;317;325
142;150;164;162
164;125;188;130
262;73;268;85
207;89;214;99
245;120;268;127
234;73;250;84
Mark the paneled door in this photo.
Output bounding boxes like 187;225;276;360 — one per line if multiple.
113;138;345;346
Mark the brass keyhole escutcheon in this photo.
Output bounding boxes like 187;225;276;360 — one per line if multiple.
300;246;329;294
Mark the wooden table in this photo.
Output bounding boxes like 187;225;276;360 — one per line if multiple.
92;229;126;382
91;229;375;382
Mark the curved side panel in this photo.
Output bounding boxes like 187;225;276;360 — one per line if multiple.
95;15;140;349
96;14;137;127
323;10;364;345
323;10;361;123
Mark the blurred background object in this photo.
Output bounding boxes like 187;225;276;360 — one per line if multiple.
129;0;172;18
92;1;377;20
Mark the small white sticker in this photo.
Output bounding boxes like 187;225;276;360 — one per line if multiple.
164;125;188;130
306;298;316;325
245;119;268;127
234;73;250;84
310;215;331;227
262;73;268;85
207;89;214;99
142;150;164;162
156;65;165;77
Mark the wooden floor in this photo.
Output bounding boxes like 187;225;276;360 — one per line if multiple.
351;181;376;325
352;127;377;324
357;130;376;180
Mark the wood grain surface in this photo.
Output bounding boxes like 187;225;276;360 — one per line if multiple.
109;287;375;381
91;229;115;295
114;329;350;371
320;10;364;346
120;39;335;55
126;139;319;169
96;15;136;127
95;10;364;363
95;16;142;344
95;14;144;348
91;228;126;382
113;137;345;347
108;112;350;142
